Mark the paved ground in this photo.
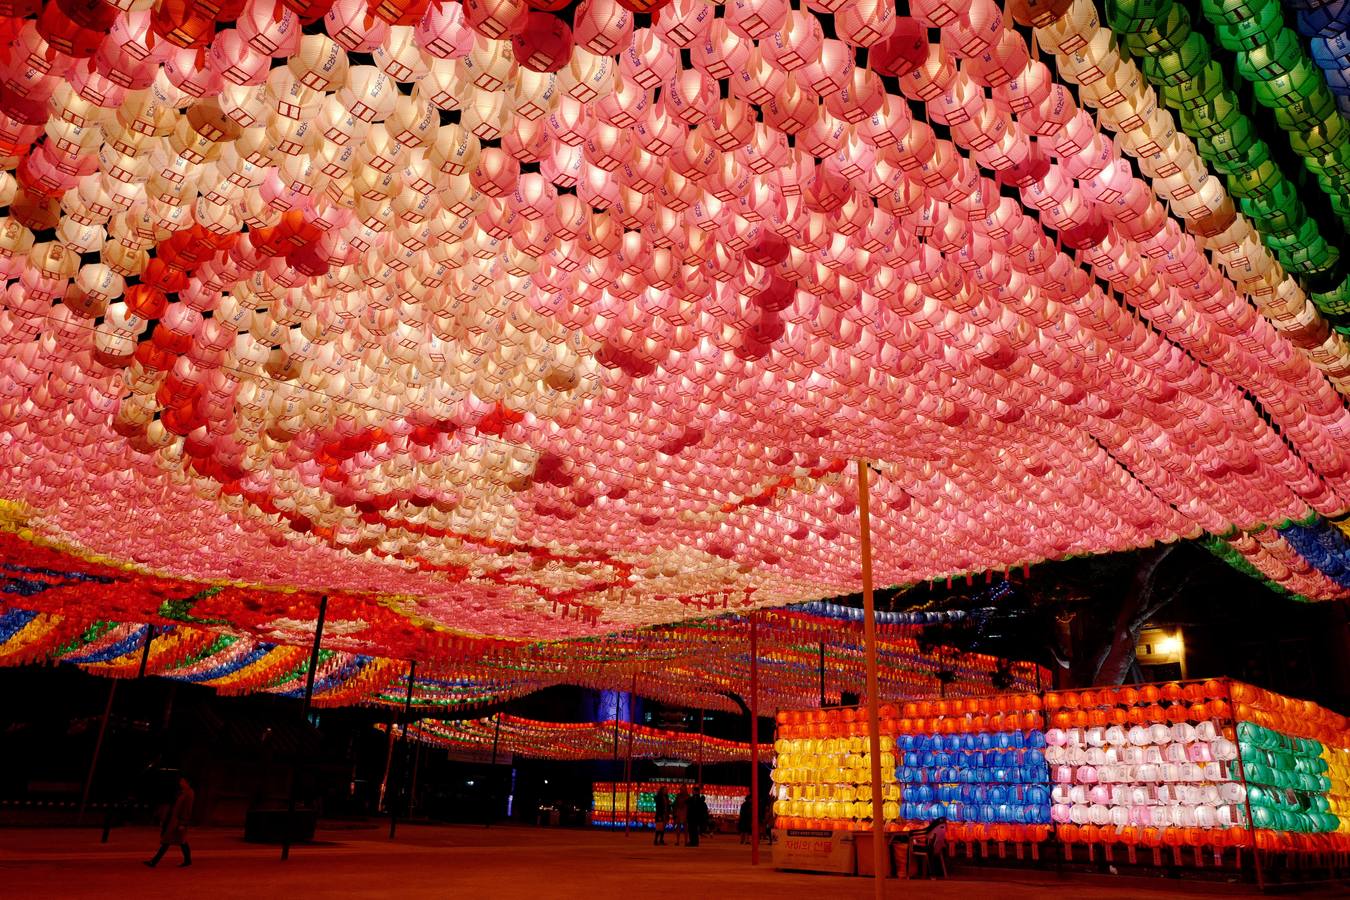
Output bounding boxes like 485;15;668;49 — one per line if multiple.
1;823;1346;899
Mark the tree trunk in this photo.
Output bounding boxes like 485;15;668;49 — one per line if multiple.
1092;545;1176;686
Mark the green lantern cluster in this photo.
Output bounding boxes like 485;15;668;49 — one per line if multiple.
1201;533;1310;602
1106;0;1350;314
1199;0;1350;234
1238;721;1340;832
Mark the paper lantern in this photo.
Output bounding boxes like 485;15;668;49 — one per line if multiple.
513;13;575;74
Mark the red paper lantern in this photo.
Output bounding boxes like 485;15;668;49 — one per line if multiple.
512;12;575;73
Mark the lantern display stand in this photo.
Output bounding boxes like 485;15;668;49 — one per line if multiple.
591;781;747;830
770;678;1350;888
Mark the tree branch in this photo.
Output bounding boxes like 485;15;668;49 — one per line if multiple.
1092;545;1178;686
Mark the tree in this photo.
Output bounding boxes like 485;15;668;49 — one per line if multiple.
897;544;1206;688
1077;545;1190;685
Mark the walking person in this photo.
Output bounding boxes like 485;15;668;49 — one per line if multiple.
653;787;670;845
672;786;689;846
738;794;753;844
145;776;194;868
686;787;708;848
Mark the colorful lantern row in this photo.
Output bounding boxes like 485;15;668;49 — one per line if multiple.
1207;512;1350;601
1285;0;1350;123
0;540;1047;712
591;781;747;828
771;679;1350;857
389;715;763;764
1107;0;1345;296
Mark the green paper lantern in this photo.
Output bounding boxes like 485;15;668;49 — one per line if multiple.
1200;119;1258;165
1182;90;1243;137
1202;0;1275;26
1266;218;1321;251
1162;60;1226;110
1109;0;1175;27
1275;89;1337;132
1143;32;1211;87
1287;239;1338;273
1237;27;1302;82
1289;115;1348;157
1251;59;1323;107
1252;805;1277;828
1228;158;1282;199
1215;1;1284;53
1123;4;1191;57
1241;177;1299;220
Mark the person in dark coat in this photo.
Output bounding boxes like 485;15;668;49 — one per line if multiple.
686;788;709;847
145;777;193;868
672;786;689;846
738;794;753;843
653;788;670;845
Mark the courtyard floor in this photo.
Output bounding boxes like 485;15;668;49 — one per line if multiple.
1;822;1347;899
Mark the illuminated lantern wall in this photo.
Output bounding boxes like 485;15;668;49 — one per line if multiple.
591;781;747;827
770;681;1350;861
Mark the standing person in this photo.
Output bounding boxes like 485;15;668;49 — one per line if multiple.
687;788;708;848
738;794;753;844
144;776;194;868
672;786;689;846
653;787;670;845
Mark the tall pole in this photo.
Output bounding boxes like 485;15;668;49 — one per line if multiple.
857;460;886;896
389;659;417;839
611;711;621;828
624;677;636;835
379;712;396;812
137;624;155;679
282;593;328;861
487;712;501;827
697;708;705;785
750;614;760;865
78;678;117;823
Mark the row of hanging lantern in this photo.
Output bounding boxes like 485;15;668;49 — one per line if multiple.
4;0;1350;636
1106;0;1350;321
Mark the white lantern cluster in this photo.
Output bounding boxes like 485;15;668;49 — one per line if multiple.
1047;723;1248;829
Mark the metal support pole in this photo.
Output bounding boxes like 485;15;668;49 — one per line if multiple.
857;459;886;897
697;708;705;785
389;659;417;839
487;712;502;827
379;712;396;813
750;615;760;865
611;713;621;828
137;624;155;680
78;678;117;824
624;677;636;835
282;593;328;861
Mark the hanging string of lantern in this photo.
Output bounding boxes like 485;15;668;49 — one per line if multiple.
385;714;765;763
0;596;1045;712
1208;511;1350;600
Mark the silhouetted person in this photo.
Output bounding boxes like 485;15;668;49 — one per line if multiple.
653;788;670;845
738;794;753;844
672;786;689;846
687;788;708;848
145;777;193;868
